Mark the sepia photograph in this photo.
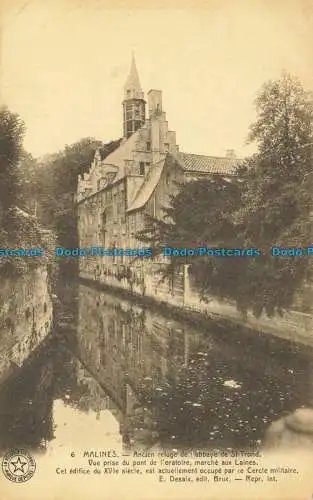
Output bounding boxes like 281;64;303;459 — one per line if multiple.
1;1;313;498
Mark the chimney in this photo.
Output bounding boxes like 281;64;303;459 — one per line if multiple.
148;90;162;118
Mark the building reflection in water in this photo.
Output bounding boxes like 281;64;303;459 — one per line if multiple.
75;284;313;451
0;283;312;454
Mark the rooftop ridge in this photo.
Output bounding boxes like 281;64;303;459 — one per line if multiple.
180;151;243;161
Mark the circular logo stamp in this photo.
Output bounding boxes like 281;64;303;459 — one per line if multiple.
2;449;36;483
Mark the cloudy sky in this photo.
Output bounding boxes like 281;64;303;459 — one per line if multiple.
1;0;313;159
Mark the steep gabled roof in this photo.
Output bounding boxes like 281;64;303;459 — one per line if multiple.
177;152;241;175
127;157;166;212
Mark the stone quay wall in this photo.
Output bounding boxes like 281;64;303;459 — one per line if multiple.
79;260;313;349
0;265;53;384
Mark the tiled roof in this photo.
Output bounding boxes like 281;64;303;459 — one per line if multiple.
126;151;241;212
178;152;241;175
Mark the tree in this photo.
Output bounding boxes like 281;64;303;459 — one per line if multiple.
236;73;313;316
16;150;40;215
0;106;25;217
0;108;51;277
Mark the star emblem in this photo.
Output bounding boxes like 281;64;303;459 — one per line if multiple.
10;456;28;473
2;449;36;483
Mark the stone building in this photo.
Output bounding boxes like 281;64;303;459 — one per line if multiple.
76;56;239;290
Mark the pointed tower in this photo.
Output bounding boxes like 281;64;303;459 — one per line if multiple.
123;54;146;138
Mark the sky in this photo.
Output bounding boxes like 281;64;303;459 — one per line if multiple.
1;0;313;159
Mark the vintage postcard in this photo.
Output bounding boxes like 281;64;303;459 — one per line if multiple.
1;1;313;499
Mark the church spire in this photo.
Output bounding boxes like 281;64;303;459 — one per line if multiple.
123;54;146;138
124;53;144;99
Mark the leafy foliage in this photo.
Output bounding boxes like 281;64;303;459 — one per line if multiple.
235;73;313;316
0;106;26;217
16;150;41;214
0;207;48;277
0;107;48;278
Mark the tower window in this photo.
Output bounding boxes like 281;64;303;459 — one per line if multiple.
146;142;151;151
127;90;131;97
139;162;145;175
127;123;133;136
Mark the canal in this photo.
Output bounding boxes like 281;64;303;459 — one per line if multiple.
0;281;313;454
